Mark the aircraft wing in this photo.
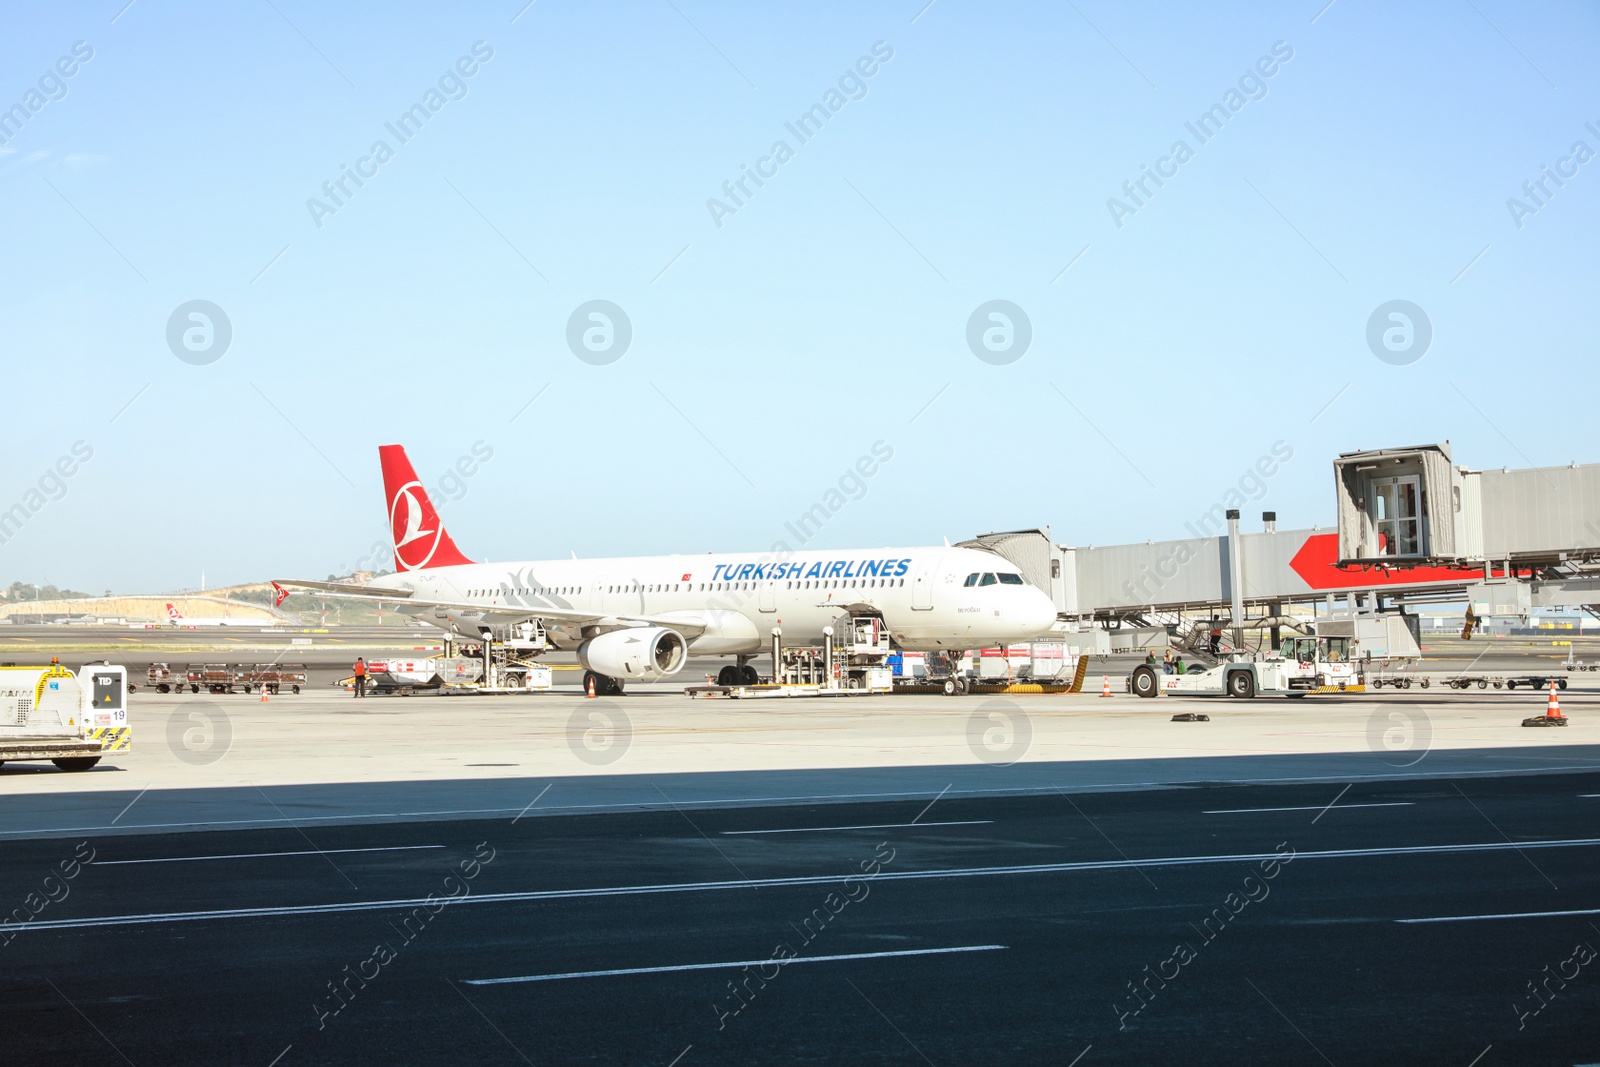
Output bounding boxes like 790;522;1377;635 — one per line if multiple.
271;579;710;638
275;578;414;598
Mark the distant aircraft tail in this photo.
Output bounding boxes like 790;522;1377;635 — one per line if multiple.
378;445;474;572
166;603;182;620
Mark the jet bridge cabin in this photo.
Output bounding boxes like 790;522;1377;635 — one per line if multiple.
1334;443;1481;563
1334;442;1600;569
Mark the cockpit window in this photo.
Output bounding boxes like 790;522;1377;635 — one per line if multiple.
979;573;997;587
997;573;1025;585
963;573;979;587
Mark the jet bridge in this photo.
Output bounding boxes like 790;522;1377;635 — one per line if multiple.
962;442;1600;630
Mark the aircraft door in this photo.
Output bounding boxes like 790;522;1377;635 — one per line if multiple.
759;579;776;612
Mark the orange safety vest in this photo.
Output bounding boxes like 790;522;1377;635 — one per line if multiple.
353;661;367;677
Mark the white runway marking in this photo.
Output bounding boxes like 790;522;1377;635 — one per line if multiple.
464;945;1008;985
14;836;1600;934
97;845;445;866
1203;802;1414;815
721;820;992;835
1397;907;1600;924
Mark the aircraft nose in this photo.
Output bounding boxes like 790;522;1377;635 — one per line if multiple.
1021;588;1057;636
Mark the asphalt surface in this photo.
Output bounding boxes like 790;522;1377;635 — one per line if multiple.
3;773;1598;1065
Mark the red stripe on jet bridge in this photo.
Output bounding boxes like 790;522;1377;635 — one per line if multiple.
1287;532;1489;591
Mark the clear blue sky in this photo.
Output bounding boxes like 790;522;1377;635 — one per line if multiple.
3;0;1597;592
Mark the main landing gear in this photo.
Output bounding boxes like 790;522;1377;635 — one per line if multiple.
583;671;624;697
717;663;760;687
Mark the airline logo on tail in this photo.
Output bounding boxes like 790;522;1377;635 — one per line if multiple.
167;603;182;620
389;482;439;568
378;445;473;572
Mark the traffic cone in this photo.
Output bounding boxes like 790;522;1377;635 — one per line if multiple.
1101;675;1112;698
1522;679;1570;727
259;685;269;703
585;674;598;698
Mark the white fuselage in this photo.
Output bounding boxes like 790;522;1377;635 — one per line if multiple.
369;545;1057;655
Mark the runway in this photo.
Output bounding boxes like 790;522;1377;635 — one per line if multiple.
2;774;1596;1064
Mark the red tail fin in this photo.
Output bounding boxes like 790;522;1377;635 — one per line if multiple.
378;445;474;572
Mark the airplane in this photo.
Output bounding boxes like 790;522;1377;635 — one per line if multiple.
276;445;1058;695
161;603;265;628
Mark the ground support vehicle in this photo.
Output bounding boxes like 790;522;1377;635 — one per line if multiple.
439;658;553;695
0;662;130;771
1367;673;1422;690
688;616;896;698
1400;673;1568;690
187;663;232;694
1503;675;1569;691
1130;634;1361;700
343;656;550;695
233;664;306;694
132;663;182;693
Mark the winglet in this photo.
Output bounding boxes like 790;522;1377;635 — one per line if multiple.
378;445;474;571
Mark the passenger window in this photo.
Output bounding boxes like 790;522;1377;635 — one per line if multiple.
964;573;979;587
979;573;998;586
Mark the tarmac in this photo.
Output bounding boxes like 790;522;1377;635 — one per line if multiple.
4;631;1599;1063
3;769;1597;1065
1;674;1594;839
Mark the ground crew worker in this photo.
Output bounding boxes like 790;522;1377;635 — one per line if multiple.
1145;651;1157;666
353;657;367;699
1163;648;1174;674
1174;655;1186;675
1209;628;1222;656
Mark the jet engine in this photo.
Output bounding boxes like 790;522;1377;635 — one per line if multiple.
577;627;687;681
